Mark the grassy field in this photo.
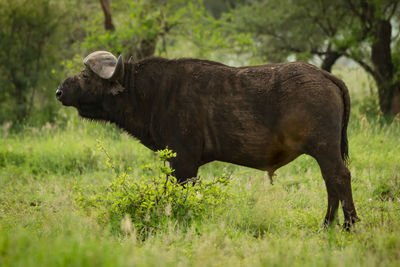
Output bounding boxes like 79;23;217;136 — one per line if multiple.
1;68;399;266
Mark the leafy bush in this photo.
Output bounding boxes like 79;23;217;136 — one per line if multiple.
74;145;232;238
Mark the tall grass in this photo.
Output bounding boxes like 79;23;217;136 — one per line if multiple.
0;67;399;266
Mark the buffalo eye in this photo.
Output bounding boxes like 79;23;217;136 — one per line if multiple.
82;73;89;80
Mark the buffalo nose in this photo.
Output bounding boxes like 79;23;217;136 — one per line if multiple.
56;89;63;100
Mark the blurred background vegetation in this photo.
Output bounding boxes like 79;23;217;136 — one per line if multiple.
0;0;399;126
1;2;400;265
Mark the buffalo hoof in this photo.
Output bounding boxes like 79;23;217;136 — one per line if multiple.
321;219;340;230
342;216;361;231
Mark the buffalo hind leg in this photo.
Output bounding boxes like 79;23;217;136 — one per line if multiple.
338;166;360;230
323;178;340;226
314;151;359;229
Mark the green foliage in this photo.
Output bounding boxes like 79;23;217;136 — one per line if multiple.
230;0;400;114
74;146;232;237
203;0;245;18
231;0;351;63
1;0;400;263
81;0;200;58
79;0;252;61
0;0;67;123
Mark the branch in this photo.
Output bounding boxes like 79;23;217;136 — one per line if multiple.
316;0;338;37
261;26;342;58
347;0;363;19
302;4;325;34
347;0;373;31
344;51;376;78
387;0;399;19
99;0;115;31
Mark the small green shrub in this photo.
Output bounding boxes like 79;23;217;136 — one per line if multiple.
74;145;232;238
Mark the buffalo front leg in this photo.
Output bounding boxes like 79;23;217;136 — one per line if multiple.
169;156;199;184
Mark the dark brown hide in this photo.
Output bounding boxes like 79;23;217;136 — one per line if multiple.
57;56;359;228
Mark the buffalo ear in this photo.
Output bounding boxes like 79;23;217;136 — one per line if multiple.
83;51;124;81
83;51;126;95
109;81;125;96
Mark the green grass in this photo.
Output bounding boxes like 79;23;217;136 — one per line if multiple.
1;68;400;266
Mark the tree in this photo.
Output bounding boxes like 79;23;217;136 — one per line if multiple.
99;0;115;31
345;0;400;114
0;0;93;124
84;0;202;59
232;0;352;72
81;0;247;60
0;0;63;122
232;0;400;115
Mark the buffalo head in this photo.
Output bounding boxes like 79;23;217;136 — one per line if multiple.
56;51;125;119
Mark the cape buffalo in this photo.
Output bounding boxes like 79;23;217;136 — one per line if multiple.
57;51;359;228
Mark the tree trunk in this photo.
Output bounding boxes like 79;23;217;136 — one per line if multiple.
391;87;400;114
376;81;396;115
99;0;115;31
321;51;342;73
14;81;28;122
370;19;394;115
